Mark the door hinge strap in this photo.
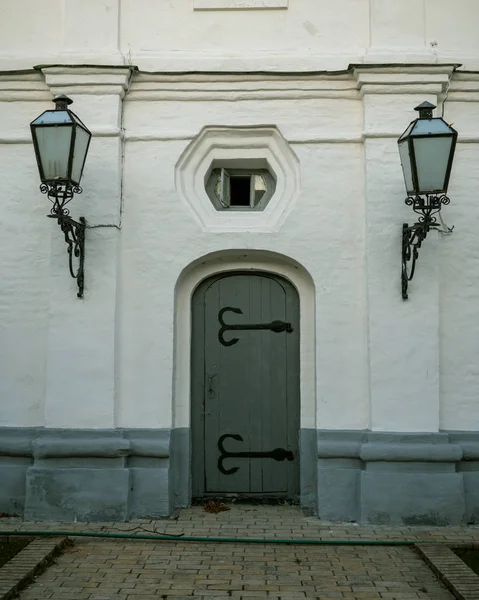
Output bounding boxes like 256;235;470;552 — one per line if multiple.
218;306;293;347
217;433;294;475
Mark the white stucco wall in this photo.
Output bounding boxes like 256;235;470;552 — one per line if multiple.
1;2;479;434
1;0;479;71
0;111;50;427
118;82;369;430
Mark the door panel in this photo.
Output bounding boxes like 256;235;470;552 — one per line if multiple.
191;272;299;499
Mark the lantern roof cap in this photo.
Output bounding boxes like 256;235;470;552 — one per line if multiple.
53;95;73;110
414;101;436;119
414;101;436;112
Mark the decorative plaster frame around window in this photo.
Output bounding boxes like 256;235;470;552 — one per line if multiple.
175;126;300;232
194;0;288;9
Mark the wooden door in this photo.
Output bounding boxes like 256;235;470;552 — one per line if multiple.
191;271;300;500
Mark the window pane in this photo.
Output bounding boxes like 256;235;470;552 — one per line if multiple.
214;168;231;208
252;174;266;206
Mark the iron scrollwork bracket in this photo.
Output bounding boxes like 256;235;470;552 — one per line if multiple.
41;182;86;298
401;194;451;300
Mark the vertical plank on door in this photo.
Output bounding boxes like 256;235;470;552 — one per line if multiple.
248;274;263;493
261;276;288;493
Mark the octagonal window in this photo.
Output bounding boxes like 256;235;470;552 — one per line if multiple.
175;126;300;232
205;167;276;211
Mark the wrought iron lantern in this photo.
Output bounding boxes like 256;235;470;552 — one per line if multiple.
398;101;457;300
30;95;91;297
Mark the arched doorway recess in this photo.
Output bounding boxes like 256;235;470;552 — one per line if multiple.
171;250;317;511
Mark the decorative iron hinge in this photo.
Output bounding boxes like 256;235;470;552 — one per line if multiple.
218;306;293;346
217;433;293;475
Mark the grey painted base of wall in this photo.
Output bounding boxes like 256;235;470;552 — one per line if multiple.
0;426;317;522
317;430;479;525
1;427;479;524
0;428;173;522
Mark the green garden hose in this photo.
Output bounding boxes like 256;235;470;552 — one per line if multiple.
0;530;445;546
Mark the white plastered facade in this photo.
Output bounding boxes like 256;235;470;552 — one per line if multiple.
3;65;479;433
2;0;479;522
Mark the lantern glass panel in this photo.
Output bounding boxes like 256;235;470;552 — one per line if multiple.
398;139;414;193
412;118;451;136
71;126;91;185
398;121;415;143
34;125;73;182
413;136;454;193
31;110;72;126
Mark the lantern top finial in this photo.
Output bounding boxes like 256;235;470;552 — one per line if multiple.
53;95;73;111
414;101;436;119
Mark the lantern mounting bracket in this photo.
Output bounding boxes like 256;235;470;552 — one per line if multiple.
401;193;451;300
41;182;85;298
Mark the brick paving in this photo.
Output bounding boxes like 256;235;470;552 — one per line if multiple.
17;539;454;600
0;537;68;600
418;545;479;600
2;505;479;544
2;505;478;599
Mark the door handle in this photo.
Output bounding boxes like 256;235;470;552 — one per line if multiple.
207;371;218;398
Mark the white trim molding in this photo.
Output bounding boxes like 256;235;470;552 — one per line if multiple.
175;125;301;232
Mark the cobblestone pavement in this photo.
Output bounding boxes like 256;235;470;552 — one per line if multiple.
4;505;478;600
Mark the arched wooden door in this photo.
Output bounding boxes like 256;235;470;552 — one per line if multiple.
191;271;300;500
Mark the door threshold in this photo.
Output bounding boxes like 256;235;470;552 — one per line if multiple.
193;494;299;506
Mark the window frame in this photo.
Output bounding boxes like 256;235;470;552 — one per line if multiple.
206;167;276;211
